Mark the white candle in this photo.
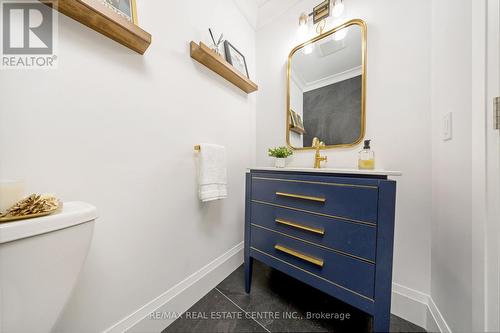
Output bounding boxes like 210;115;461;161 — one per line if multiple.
0;180;25;213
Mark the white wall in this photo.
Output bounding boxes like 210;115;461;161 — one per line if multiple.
431;0;473;331
0;1;256;331
256;0;432;299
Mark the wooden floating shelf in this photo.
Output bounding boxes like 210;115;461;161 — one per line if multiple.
190;41;258;94
40;0;151;54
290;126;306;135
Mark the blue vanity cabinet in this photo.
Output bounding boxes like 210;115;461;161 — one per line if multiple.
244;170;397;332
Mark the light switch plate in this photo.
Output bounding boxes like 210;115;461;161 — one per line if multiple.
443;112;453;141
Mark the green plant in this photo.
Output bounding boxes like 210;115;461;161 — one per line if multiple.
268;146;293;158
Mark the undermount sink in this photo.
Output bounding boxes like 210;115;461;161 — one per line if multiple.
248;167;402;177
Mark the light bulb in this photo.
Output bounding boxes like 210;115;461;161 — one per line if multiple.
332;0;344;18
334;27;348;41
298;24;308;40
304;43;314;55
297;13;308;40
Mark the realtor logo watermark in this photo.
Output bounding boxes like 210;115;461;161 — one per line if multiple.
1;0;57;69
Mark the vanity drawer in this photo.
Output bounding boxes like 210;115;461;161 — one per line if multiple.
251;202;376;262
251;173;379;224
251;225;375;299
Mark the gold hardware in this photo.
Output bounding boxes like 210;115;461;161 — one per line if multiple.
275;218;325;235
286;19;367;151
251;246;374;301
274;244;324;267
495;97;499;130
312;0;330;24
276;191;326;203
316;19;327;35
252;199;377;227
194;145;201;151
252;223;375;264
298;1;331;27
312;137;328;169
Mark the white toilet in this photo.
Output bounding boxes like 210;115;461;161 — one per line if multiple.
0;201;97;333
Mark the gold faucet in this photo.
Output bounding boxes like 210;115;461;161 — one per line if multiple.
312;137;327;169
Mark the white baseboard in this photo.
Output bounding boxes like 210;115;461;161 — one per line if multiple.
103;242;244;333
427;296;452;333
392;283;430;328
391;282;451;333
104;244;450;333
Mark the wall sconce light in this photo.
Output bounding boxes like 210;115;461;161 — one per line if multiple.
331;0;344;18
297;12;309;39
297;0;345;40
312;0;330;24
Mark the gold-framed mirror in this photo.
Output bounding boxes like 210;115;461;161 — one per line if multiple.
286;19;367;150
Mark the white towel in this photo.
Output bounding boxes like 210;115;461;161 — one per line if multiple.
198;144;227;202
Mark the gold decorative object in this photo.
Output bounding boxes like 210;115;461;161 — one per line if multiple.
0;194;62;223
312;137;328;168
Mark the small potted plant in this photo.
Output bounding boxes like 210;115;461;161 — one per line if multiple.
268;146;293;168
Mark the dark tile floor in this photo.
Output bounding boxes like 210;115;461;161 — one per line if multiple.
163;261;426;333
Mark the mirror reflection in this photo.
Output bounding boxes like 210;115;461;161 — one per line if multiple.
287;21;366;149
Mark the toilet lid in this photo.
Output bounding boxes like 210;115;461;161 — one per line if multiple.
0;201;97;244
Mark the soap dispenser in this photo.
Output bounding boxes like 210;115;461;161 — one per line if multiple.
358;140;375;170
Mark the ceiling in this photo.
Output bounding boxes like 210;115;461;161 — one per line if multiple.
255;0;272;7
240;0;332;30
292;25;362;86
252;0;303;29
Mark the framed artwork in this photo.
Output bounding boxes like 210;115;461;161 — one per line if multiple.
224;41;249;79
295;113;304;130
290;110;298;127
102;0;138;24
289;109;305;133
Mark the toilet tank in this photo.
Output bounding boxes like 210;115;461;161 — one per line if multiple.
0;202;98;333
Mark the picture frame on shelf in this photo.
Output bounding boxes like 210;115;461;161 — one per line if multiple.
289;109;305;134
295;113;304;130
224;41;249;79
101;0;138;24
289;109;298;127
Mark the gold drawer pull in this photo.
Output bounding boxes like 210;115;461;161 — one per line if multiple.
275;218;325;236
274;244;324;267
275;192;326;203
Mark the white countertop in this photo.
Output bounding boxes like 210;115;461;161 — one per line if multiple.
247;167;402;177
